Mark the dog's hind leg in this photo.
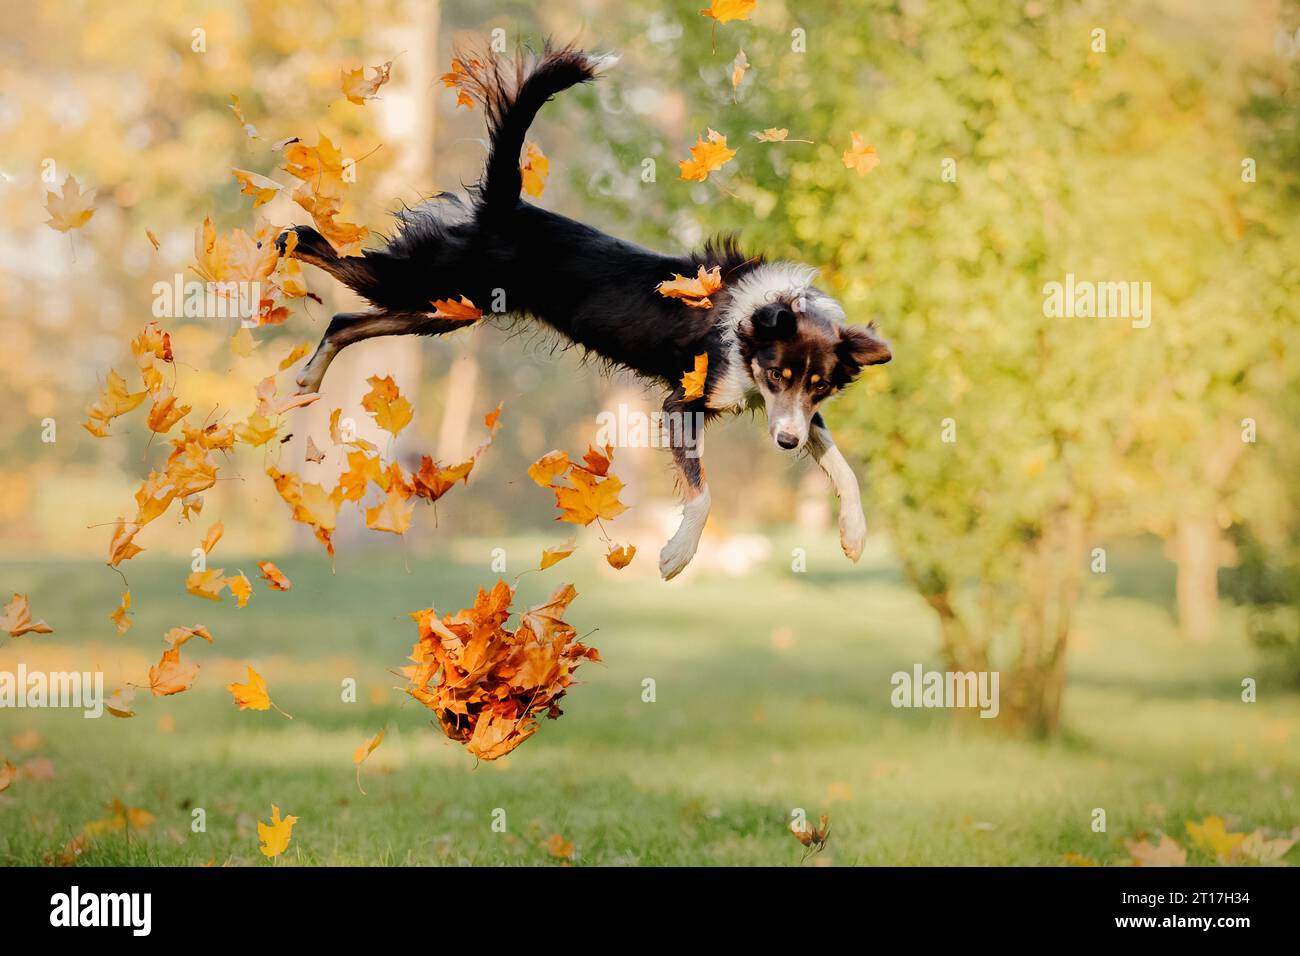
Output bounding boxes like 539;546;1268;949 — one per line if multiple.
658;395;711;581
806;412;866;562
296;311;470;393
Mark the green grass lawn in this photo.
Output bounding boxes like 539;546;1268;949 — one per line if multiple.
2;536;1297;866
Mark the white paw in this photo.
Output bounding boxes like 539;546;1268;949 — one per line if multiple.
295;350;333;394
658;532;699;580
839;504;866;562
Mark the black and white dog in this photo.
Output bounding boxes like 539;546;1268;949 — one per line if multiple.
280;43;891;580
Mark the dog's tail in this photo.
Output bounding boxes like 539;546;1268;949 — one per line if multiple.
455;42;614;217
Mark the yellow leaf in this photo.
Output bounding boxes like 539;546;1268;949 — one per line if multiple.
540;538;576;570
365;485;416;536
605;543;636;569
679;129;737;182
44;174;95;232
554;470;627;526
228;571;253;608
520;142;549;197
842;133;880;176
340;60;393;105
528;450;572;487
186;568;228;601
257;805;298;858
360;374;414;436
231;168;284;207
109;591;132;635
1185;816;1247;861
227;666;271;711
681;353;709;400
1;593;53;638
699;0;757;24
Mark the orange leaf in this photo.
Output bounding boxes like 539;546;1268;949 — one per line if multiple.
520;142;549;198
186;568;228;601
656;265;723;309
360;374;413;436
365;484;416;536
341;60;393;105
1;594;53;638
528;450;572;487
605;544;636;569
842;133;880;176
257;805;298;857
228;572;252;609
257;561;292;591
681;353;709;400
201;521;224;554
699;0;757;24
109;591;132;635
679;129;737;182
554;469;627;525
540;539;576;570
148;647;199;696
44;174;95;232
431;295;483;321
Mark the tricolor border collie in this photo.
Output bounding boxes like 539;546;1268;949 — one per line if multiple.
279;42;891;580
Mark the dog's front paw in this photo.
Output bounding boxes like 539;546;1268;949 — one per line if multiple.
658;533;698;581
839;505;867;563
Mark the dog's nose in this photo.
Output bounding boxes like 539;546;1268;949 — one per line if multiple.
776;431;800;449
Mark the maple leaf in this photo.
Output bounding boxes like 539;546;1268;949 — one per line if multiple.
186;568;228;601
520;142;549;197
163;624;213;649
84;368;147;436
148;647;199;696
360;374;413;436
231;168;284;207
440;58;478;109
280;135;370;255
554;469;627;525
580;444;614;477
681;353;709;400
679;129;737;182
258;561;292;591
257;805;299;858
1185;815;1246;861
528;450;572;487
236;413;279;447
2;593;53;638
656;265;723;309
365;484;416;535
145;391;191;434
542;833;575;860
82;799;155;837
412;455;474;502
228;665;291;718
353;727;385;794
842;133;880;176
341;60;393;105
1233;830;1295;865
731;48;749;100
1124;832;1187;867
110;590;132;635
753;127;813;144
431;295;484;321
540;539;576;570
606;543;636;569
45;174;95;232
228;571;253;609
107;518;144;566
105;687;136;718
790;813;831;853
700;0;757;23
200;521;224;554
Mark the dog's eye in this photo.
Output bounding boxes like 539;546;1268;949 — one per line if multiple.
766;367;783;385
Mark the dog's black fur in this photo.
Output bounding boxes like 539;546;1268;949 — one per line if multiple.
279;42;891;579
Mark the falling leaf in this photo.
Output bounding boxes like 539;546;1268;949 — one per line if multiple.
679;129;737;182
257;805;299;858
230;326;256;358
110;591;132;635
227;665;291;718
1125;833;1187;867
107;518;143;566
520;142;549;197
257;561;292;591
84;369;147;436
540;539;576;570
700;0;757;24
229;95;258;138
730;48;749;100
365;484;416;536
148;647;199;696
163;624;213;649
105;687;136;718
842;133;880;176
606;544;636;569
681;353;709;400
277;341;312;370
528;450;572;488
360;374;413;436
554;469;627;526
657;265;723;309
201;521;224;554
353;728;385;794
542;833;575;859
1185;816;1247;861
228;571;253;609
341;60;393;105
235;413;279;447
45;174;95;232
186;568;229;602
753;127;813;144
430;295;483;321
231;168;284;207
2;594;53;638
441;58;478;109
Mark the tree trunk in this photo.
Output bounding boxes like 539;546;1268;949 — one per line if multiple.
1175;513;1220;643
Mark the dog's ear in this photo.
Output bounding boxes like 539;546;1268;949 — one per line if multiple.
751;302;797;340
836;323;891;379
